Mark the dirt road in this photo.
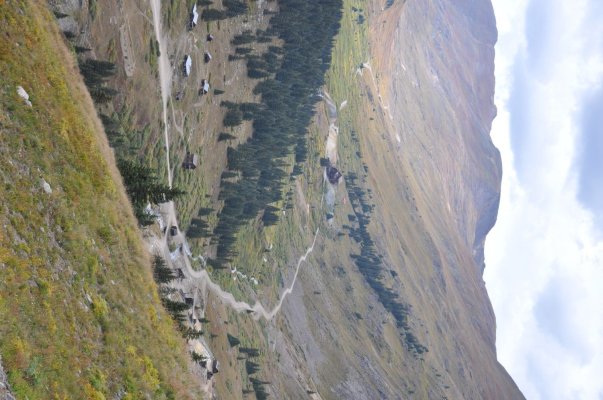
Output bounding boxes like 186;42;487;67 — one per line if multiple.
148;199;320;322
149;0;173;186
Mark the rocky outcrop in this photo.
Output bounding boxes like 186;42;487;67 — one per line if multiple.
47;0;86;36
0;358;16;400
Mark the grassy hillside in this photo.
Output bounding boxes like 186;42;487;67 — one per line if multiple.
0;2;202;399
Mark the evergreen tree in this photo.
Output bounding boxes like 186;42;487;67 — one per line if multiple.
245;360;260;375
208;0;344;261
182;327;204;339
191;351;206;363
152;255;176;284
117;158;185;211
161;298;189;325
223;109;243;127
218;132;237;142
227;333;240;347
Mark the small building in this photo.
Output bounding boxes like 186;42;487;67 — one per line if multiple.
190;4;199;28
207;33;214;42
200;79;210;95
182;152;199;169
183;55;192;76
326;165;342;184
204;52;212;63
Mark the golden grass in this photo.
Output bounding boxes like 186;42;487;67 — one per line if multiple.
0;2;202;398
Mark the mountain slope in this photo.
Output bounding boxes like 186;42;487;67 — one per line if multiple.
17;0;526;398
204;0;524;398
0;2;202;398
263;0;523;398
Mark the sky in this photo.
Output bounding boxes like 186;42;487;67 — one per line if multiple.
484;0;603;399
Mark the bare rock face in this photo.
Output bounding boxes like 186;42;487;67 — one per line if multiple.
46;0;82;15
442;0;502;274
46;0;85;36
371;0;504;274
0;358;16;400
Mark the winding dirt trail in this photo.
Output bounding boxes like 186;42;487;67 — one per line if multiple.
148;0;321;322
164;228;320;321
153;191;321;322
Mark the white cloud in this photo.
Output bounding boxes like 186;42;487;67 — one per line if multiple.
485;0;603;399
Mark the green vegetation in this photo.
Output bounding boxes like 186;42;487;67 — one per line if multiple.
233;343;270;400
161;298;190;328
78;50;184;227
227;333;241;347
218;132;237;142
89;0;97;20
0;2;202;398
153;255;177;284
117;159;185;225
346;169;428;356
148;37;161;71
211;0;344;265
150;255;204;343
201;0;248;21
250;377;271;400
78;58;118;104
